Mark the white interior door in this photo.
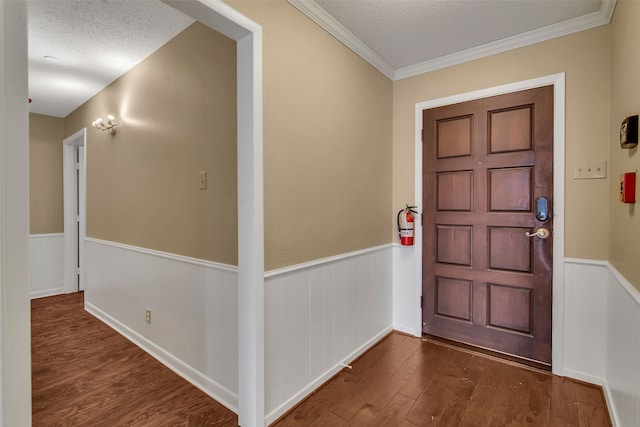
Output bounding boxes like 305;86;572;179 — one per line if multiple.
63;128;86;293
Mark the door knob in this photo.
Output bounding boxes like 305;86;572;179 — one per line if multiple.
525;228;550;239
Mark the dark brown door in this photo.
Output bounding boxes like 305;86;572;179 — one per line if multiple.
422;86;553;365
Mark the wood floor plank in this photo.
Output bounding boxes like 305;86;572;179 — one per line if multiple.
307;410;348;427
405;349;478;426
31;292;237;426
549;375;580;426
368;392;416;427
396;343;452;400
275;332;612;427
34;293;612;427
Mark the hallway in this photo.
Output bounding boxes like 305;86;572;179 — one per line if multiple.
32;292;611;426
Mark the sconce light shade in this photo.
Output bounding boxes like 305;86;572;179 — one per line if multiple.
92;115;117;135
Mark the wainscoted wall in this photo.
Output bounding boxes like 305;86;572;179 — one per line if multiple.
392;244;421;336
562;259;607;384
83;239;393;423
65;238;640;425
29;233;65;298
264;245;393;423
556;259;640;427
84;238;239;411
605;264;640;427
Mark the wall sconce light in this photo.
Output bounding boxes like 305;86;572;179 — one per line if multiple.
92;115;117;134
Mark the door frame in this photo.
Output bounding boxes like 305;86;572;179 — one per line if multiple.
413;73;565;375
63;128;86;294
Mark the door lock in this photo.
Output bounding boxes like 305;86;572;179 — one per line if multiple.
535;197;551;222
525;228;550;239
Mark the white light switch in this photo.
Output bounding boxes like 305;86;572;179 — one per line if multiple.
199;171;207;189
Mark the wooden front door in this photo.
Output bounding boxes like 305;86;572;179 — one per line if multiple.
422;86;553;365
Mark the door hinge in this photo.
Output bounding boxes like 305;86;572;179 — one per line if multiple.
421;129;424;143
420;296;423;308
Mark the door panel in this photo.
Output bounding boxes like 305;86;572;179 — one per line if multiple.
422;86;553;365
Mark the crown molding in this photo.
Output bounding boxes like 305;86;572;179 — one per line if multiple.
287;0;396;80
288;0;617;82
395;0;617;80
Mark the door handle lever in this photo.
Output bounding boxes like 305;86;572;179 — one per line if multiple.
525;228;550;239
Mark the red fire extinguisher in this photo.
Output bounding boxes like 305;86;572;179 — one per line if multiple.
397;205;418;246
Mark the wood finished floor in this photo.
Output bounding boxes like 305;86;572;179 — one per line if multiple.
31;292;237;426
33;292;611;426
273;333;611;427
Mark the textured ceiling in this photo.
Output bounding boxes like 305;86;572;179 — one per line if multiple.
28;0;194;118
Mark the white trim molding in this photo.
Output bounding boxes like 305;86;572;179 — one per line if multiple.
86;237;238;273
287;0;616;81
63;128;86;294
286;0;395;80
411;73;566;375
265;243;391;278
395;1;616;80
86;300;238;412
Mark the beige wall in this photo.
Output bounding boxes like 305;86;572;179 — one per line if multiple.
610;1;640;291
229;0;393;270
29;113;64;234
393;25;611;261
65;22;238;265
39;2;616;274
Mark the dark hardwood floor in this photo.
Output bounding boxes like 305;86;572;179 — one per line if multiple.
31;292;237;426
273;333;611;427
33;292;611;426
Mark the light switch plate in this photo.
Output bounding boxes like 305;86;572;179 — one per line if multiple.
199;171;207;189
574;160;607;179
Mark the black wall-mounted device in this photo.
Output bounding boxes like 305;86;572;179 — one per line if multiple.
620;115;638;149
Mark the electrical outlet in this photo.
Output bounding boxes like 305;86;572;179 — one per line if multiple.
145;309;151;324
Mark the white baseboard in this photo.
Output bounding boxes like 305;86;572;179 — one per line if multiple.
84;239;239;412
30;288;66;299
264;245;393;423
84;239;394;425
563;368;605;388
38;233;640;426
265;326;392;424
85;300;238;413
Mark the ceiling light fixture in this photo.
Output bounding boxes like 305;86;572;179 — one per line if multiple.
92;115;117;135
